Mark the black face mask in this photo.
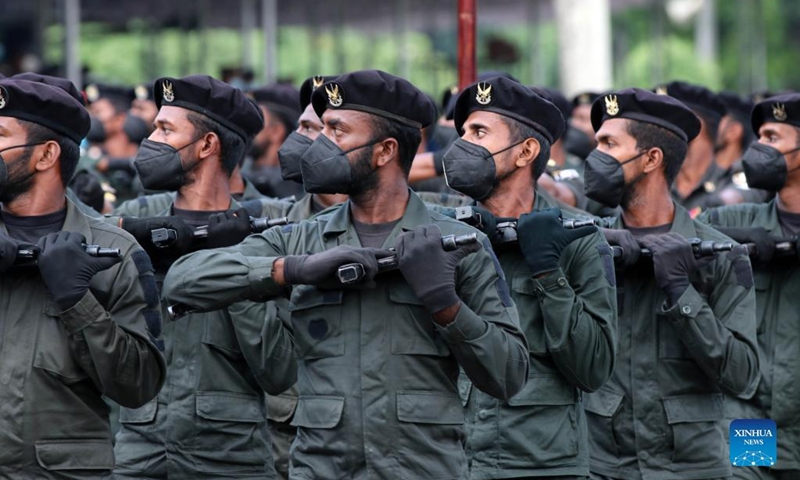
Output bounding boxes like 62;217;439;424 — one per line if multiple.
299;134;378;194
133;138;201;192
742;142;800;192
584;149;645;208
278;131;314;183
442;138;524;201
564;127;595;160
0;143;45;204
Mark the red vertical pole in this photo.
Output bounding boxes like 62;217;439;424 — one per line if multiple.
457;0;477;89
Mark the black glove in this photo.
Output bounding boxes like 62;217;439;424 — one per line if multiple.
639;232;709;306
36;231;122;310
602;228;641;269
284;246;392;289
207;207;251;248
396;224;482;314
0;235;25;273
121;216;194;254
517;208;597;277
715;227;776;263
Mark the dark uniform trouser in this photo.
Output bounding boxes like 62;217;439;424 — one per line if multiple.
267;419;296;480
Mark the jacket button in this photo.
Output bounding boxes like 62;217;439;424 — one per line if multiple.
174;358;185;368
557;278;567;287
478;410;489;420
681;305;692;315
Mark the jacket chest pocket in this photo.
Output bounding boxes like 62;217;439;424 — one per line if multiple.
584;388;625;458
389;284;450;357
511;276;546;355
658;314;692;359
33;301;89;384
289;286;344;359
662;393;725;466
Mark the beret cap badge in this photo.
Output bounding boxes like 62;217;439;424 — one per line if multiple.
312;76;325;90
772;102;788;121
162;81;175;102
0;87;6;110
476;82;492;105
326;84;343;108
605;95;620;116
85;84;99;103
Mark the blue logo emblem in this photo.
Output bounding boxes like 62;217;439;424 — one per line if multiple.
730;419;777;467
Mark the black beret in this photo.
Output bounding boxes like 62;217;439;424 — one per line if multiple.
311;70;435;129
133;82;154;101
529;86;571;122
717;91;753;122
750;93;800;134
84;82;134;106
153;75;264;142
12;73;85;106
248;83;302;122
454;76;565;144
444;70;519;120
0;79;90;143
654;80;726;121
572;91;601;108
299;75;338;111
591;88;701;143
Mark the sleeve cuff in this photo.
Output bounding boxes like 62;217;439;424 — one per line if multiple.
435;302;489;344
531;267;569;292
59;291;105;334
246;256;284;300
661;284;703;321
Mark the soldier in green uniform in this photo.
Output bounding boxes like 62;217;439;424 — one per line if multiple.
698;93;800;479
0;78;165;478
441;77;618;479
654;81;732;216
583;88;760;479
163;69;530;480
111;75;297;479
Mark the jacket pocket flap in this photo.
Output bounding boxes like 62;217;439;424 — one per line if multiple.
397;391;463;424
511;275;536;295
508;375;576;406
663;393;724;424
196;392;264;422
289;286;343;311
267;392;298;422
584;389;624;417
119;398;158;424
35;440;114;471
291;395;345;429
389;284;425;306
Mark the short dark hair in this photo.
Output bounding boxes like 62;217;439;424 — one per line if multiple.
369;116;422;176
22;120;81;186
186;111;247;176
267;107;298;142
501;116;551;181
626;120;688;185
696;111;720;143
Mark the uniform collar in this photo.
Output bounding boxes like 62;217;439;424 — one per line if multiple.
159;197;239;217
0;197;92;243
322;189;430;239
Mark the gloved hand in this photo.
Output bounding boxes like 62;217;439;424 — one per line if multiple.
602;228;641;269
638;232;709;306
715;227;775;263
0;235;25;273
207;207;251;248
36;231;122;310
121;216;194;254
283;245;393;289
396;224;482;314
517;208;597;277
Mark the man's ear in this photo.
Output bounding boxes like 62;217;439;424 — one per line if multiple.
34;140;61;173
197;131;220;161
642;146;664;174
375;137;399;168
515;137;540;168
